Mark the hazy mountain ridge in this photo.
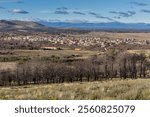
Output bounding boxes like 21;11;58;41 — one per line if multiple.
0;20;89;34
1;20;150;33
38;20;150;30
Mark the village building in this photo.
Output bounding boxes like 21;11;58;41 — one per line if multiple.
41;46;57;50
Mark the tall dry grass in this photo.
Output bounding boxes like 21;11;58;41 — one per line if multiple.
0;79;150;100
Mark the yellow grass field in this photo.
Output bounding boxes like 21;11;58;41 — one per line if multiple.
0;62;17;70
128;49;150;56
90;32;150;40
0;79;150;100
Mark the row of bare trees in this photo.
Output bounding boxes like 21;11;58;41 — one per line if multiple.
0;52;150;86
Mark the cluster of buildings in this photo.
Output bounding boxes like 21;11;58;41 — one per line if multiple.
0;33;150;49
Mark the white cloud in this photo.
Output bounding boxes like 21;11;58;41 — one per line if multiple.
8;9;29;14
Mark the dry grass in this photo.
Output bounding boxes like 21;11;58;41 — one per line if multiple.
0;49;100;69
90;32;150;40
0;79;150;100
128;49;150;56
0;49;100;60
0;62;17;70
14;49;99;57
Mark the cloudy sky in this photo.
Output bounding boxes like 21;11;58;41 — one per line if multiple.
0;0;150;23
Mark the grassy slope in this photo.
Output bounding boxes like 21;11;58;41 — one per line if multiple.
0;79;150;100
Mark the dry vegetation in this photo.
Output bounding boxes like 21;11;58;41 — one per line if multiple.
128;49;150;56
0;62;17;70
0;49;100;62
1;31;150;100
0;79;150;100
0;49;100;71
90;32;150;41
13;49;100;59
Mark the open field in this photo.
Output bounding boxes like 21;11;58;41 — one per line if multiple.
128;49;150;56
13;49;100;58
90;32;150;40
0;62;17;70
0;79;150;100
0;49;100;70
0;49;100;62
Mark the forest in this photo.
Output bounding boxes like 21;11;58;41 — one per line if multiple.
0;51;150;86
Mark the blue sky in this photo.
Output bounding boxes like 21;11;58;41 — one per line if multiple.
0;0;150;23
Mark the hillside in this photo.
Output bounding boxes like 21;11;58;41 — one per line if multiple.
0;79;150;100
0;20;90;34
0;20;45;30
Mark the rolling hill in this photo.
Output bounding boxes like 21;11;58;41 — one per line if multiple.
0;20;89;34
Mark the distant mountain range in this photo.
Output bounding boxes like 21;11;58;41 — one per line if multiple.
38;20;150;31
1;20;150;33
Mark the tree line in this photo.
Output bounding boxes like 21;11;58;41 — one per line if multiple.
0;52;150;86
